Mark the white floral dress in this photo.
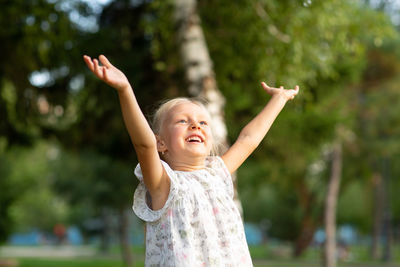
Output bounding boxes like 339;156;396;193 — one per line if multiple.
132;156;253;267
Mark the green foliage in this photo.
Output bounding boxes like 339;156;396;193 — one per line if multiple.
198;0;395;147
1;140;138;235
195;0;398;243
350;41;400;232
337;181;373;233
51;148;136;210
0;152;13;242
0;0;83;146
391;153;400;222
10;188;69;233
0;142;69;237
1;0;400;253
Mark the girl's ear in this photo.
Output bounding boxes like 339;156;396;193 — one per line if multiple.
156;135;167;153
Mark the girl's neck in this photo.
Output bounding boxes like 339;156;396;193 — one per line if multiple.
164;155;207;172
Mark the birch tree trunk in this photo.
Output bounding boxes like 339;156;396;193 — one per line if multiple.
323;142;342;267
172;0;242;213
173;0;227;149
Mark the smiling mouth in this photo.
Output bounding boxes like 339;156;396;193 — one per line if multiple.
185;135;204;143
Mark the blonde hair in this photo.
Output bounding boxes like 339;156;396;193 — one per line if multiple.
152;97;218;156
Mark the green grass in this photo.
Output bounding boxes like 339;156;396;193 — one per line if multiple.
249;244;400;267
18;258;123;267
12;258;400;267
2;244;400;267
8;258;145;267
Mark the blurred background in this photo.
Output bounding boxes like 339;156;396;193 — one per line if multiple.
1;0;400;266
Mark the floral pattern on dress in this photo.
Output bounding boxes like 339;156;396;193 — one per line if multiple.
132;156;253;267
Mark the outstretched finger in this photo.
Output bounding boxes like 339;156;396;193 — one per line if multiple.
102;67;109;82
261;82;271;90
99;55;113;68
93;59;102;78
83;55;95;72
291;86;300;96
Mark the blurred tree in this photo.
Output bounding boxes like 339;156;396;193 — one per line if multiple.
196;0;397;257
7;142;69;233
0;0;86;242
355;41;400;261
0;145;13;243
50;147;133;250
172;0;228;151
324;141;342;267
0;141;70;243
0;0;84;146
62;1;181;265
51;1;189;265
0;1;146;265
171;0;247;214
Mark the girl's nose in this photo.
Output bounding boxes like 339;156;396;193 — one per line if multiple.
190;122;200;129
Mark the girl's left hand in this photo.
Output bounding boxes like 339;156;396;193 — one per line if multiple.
261;82;299;101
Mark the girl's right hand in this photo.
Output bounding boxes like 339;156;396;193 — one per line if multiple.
83;55;130;91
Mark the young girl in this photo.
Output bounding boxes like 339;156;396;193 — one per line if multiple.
83;54;299;266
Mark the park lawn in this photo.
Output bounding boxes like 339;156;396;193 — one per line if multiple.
14;258;400;267
4;244;400;267
6;257;400;267
13;257;144;267
249;245;400;267
250;244;400;263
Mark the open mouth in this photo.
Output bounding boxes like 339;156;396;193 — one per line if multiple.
185;135;204;143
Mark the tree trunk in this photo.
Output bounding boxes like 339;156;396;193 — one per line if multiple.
371;172;384;260
118;208;133;267
293;180;320;257
100;207;112;253
293;214;318;257
323;142;342;267
381;157;392;262
172;0;242;214
173;0;227;151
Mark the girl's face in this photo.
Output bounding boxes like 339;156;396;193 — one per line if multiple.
159;102;213;161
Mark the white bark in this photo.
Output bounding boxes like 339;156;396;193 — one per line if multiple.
324;142;342;267
173;0;227;152
173;0;242;214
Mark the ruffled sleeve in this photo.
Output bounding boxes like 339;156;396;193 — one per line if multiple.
132;160;178;222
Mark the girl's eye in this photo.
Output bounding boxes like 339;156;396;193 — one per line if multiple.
178;119;187;124
200;121;208;126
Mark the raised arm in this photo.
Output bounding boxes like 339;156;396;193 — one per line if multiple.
221;82;299;174
83;55;169;210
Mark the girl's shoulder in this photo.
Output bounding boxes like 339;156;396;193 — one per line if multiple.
205;156;231;177
205;155;223;166
205;156;220;165
134;159;176;182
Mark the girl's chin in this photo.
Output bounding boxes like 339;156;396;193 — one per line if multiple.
184;148;210;157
